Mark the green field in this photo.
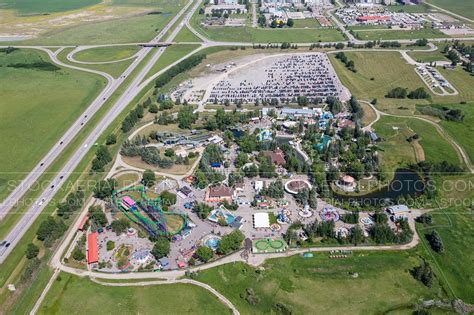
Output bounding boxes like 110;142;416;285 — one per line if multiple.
143;44;201;81
0;0;101;14
427;0;474;20
38;273;232;314
73;46;140;63
0;48;105;201
353;27;446;41
386;4;433;13
417;206;474;303
174;26;203;42
408;44;450;63
195;251;444;314
329;51;430;113
420;103;474;163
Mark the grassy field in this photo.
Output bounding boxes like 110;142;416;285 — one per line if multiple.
385;4;433;13
353;27;446;41
57;47;134;79
427;0;474;20
174;26;203;42
143;44;201;82
0;48;105;202
419;103;474;163
195;251;445;314
408;45;450;63
73;46;140;63
329;51;430;113
373;115;460;171
416;206;474;303
1;0;101;14
114;172;140;188
38;273;232;314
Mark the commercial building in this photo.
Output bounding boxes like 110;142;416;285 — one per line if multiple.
87;232;99;264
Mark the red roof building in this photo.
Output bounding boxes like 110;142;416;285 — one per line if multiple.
87;232;99;264
263;149;286;166
78;215;89;231
205;185;234;202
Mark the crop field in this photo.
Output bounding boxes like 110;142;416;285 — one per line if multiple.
427;0;474;20
0;0;187;45
195;251;443;314
0;0;101;14
38;273;232;314
0;48;105;202
73;46;140;63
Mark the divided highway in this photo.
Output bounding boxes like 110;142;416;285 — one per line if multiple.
0;0;196;263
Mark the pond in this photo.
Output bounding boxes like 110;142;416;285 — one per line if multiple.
332;168;425;206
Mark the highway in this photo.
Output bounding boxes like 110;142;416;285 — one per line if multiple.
0;0;196;263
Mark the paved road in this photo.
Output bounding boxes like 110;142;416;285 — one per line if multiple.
0;0;196;263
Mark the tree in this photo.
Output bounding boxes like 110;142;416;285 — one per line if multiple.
142;169;156;187
386;87;407;99
160;191;177;210
106;133;117;145
72;248;86;261
217;230;244;255
427;230;444;253
93;178;117;200
348;226;364;245
25;243;39;259
235;152;249;168
91;145;112;172
411;261;434;287
195;246;214;262
111;219;130;235
88;205;107;227
286;18;294;27
149;103;159;113
151;236;170;259
164;148;175;158
177;105;197;129
243;164;258;178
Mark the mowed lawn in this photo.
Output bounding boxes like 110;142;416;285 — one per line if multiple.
353;27;446;41
38;273;232;314
73;46;140;63
0;49;105;201
329;51;430;113
427;0;474;20
195;251;443;314
0;0;101;14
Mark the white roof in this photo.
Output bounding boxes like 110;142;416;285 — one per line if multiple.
254;181;264;191
253;212;270;228
387;204;409;214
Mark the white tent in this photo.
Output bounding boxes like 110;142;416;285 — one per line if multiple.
253;213;270;229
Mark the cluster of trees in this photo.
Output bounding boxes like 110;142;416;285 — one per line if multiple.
379;41;401;48
91;145;113;173
217;230;245;255
178;105;198;129
160;190;177;210
36;216;68;248
25;243;39;259
111;218;131;235
341;211;359;224
121;104;144;133
348;96;363;121
93;178;117;200
57;188;85;219
155;54;207;89
194;144;226;189
151;236;170;259
260;180;284;198
280;42;298;49
369;214;413;244
386;87;430;100
269;18;294;28
294;188;318;209
408;87;431;100
326;96;343;114
416;214;433;225
427;230;444;253
418;105;464;122
120;140;184;169
414;38;428;47
195;246;214;262
411;261;435;287
335;52;356;72
88;205;107;228
193;202;213;219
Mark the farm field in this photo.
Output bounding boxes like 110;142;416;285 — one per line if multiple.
0;0;101;14
73;46;140;63
195;251;444;314
1;0;187;45
38;273;232;314
427;0;474;20
0;48;105;202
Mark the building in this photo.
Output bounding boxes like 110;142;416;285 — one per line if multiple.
263;149;286;166
205;185;234;202
254;180;264;193
356;15;390;23
205;4;247;15
87;232;99;264
78;215;89;231
177;186;194;199
253;212;270;229
386;204;410;219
